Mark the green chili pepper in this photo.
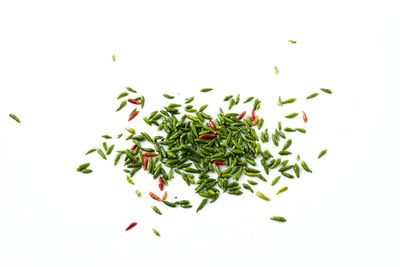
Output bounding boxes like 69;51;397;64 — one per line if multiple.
270;216;286;222
256;191;270;201
152;206;162;215
77;163;90;172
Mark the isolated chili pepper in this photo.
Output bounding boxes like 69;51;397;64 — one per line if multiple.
158;177;164;191
251;109;255;121
214;161;226;165
199;134;216;139
208;120;216;131
128;99;141;105
238;111;246;120
143;157;148;170
302;111;308;123
149;192;163;201
125;222;137;231
142;152;158;157
128;110;140;121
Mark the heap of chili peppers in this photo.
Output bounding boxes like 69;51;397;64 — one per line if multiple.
78;87;332;235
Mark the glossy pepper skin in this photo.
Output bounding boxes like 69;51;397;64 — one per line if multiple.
161;191;167;201
128;110;140;121
158;177;164;191
238;111;246;120
125;222;137;231
149;192;162;201
251;109;255;121
214;161;226;165
302;111;308;123
208;120;216;131
143;157;148;170
199;134;216;139
128;99;141;105
142;152;158;157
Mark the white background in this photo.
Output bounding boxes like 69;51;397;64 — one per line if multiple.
1;0;399;266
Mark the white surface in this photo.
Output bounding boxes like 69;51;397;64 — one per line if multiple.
1;0;400;266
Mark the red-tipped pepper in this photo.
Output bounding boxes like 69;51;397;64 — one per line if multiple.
128;110;140;121
131;144;137;151
199;134;216;139
128;99;141;105
238;111;246;120
214;161;226;165
158;177;164;191
142;152;158;157
208;120;216;131
125;222;137;231
302;111;308;123
251;109;255;121
143;157;148;170
149;192;163;202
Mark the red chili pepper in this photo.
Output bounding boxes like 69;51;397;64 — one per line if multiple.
302;111;308;123
208;120;216;131
131;160;135;164
143;157;148;170
199;134;216;139
149;192;163;201
238;111;246;120
158;177;164;191
142;152;158;157
128;99;141;105
125;222;137;231
131;144;137;151
161;191;167;201
214;161;226;165
251;109;255;121
128;110;140;121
